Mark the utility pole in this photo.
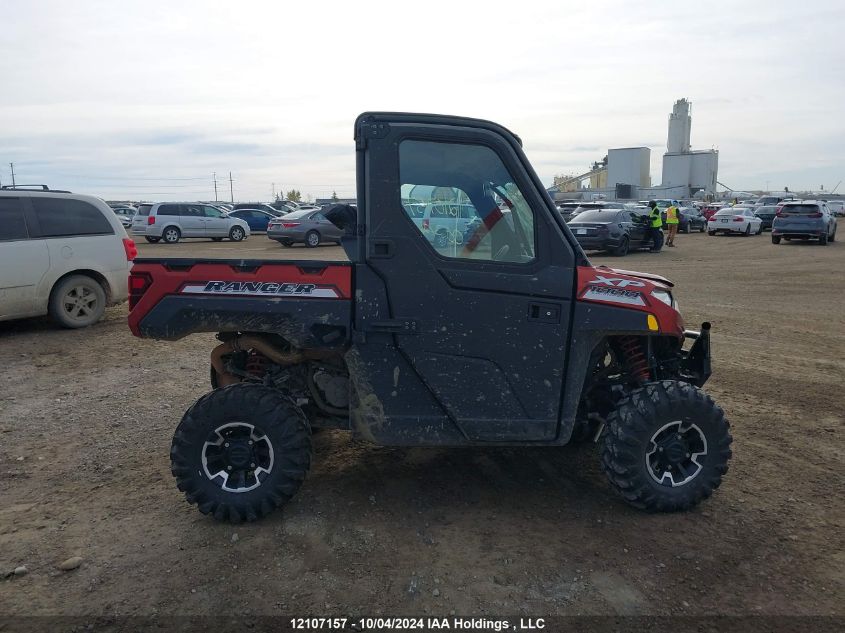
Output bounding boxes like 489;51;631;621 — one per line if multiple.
10;162;16;187
213;172;218;202
229;171;234;203
272;182;275;201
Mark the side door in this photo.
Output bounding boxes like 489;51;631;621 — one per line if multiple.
0;196;50;318
628;211;649;245
202;205;229;236
354;113;576;442
179;204;206;236
311;211;343;241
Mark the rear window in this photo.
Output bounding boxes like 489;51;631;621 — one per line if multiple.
570;209;621;223
280;210;313;220
31;197;114;237
137;204;152;216
715;209;739;217
0;197;29;241
781;204;820;214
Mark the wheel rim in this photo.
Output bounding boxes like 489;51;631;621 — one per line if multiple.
62;284;99;322
201;422;274;493
308;233;319;246
645;420;707;487
165;229;178;242
232;228;243;240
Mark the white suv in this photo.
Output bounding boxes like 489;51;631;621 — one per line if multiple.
0;187;134;327
131;202;250;244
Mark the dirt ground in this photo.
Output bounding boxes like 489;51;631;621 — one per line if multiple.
1;231;843;620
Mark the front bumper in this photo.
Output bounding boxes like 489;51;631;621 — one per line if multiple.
680;322;712;387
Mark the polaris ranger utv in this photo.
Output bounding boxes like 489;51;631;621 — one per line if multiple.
128;112;731;523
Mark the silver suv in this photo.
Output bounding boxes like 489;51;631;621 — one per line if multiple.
131;202;250;244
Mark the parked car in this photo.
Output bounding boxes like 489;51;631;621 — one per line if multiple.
232;202;279;215
555;201;582;221
567;208;653;256
0;186;134;327
701;203;725;221
267;208;344;247
228;208;278;231
661;207;707;233
401;202;481;248
754;205;779;230
113;207;136;228
131;202;250;243
270;200;298;213
771;201;837;245
707;207;763;236
824;200;844;217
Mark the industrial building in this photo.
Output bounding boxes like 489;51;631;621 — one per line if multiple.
548;98;718;201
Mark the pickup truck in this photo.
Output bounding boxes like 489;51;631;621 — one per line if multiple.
128;112;731;523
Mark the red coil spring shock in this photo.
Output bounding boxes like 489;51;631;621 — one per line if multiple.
619;336;650;383
244;349;270;378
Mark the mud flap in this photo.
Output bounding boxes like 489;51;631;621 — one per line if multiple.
680;322;712;387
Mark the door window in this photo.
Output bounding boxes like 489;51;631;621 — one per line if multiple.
0;198;29;241
31;198;113;237
203;206;224;218
181;204;204;217
399;140;536;263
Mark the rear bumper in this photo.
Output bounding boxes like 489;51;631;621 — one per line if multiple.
771;229;822;238
680;322;712;387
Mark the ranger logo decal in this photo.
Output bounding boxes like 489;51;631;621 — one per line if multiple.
181;281;339;298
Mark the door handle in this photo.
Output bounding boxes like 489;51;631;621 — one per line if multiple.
366;319;419;334
528;303;560;323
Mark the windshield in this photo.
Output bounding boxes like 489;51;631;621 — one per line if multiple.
570;209;620;223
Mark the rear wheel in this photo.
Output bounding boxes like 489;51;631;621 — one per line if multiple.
305;230;320;248
699;224;705;233
613;236;629;257
49;275;107;328
145;236;161;243
279;239;293;247
683;223;691;234
170;384;312;523
819;231;828;245
708;230;716;236
211;237;224;242
743;225;751;236
772;235;781;244
756;224;763;235
163;226;181;244
600;380;732;512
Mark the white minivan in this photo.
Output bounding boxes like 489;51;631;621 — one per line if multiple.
0;187;134;327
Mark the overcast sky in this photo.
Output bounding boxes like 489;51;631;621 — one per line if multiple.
2;0;843;201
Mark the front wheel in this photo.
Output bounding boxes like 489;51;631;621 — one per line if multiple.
170;384;312;523
600;380;732;512
229;226;245;242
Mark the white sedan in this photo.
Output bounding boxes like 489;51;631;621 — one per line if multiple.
707;207;763;236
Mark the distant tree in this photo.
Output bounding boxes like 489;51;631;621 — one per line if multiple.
285;189;302;202
331;191;339;201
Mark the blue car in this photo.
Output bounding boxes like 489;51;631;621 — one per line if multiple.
228;208;279;232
